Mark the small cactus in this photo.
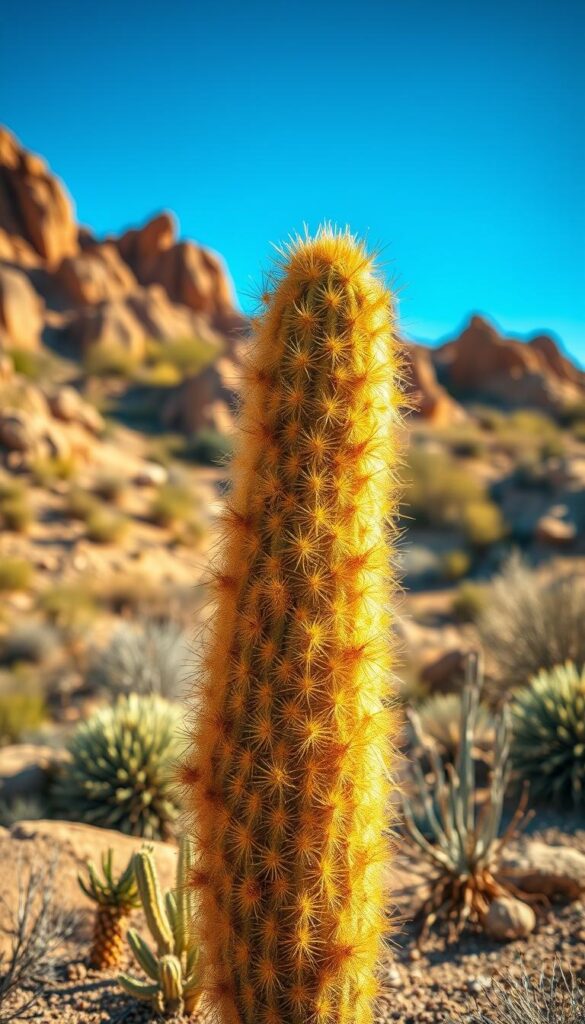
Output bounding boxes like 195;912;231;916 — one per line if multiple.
180;229;402;1024
53;694;183;839
78;850;139;969
511;661;585;807
118;837;202;1017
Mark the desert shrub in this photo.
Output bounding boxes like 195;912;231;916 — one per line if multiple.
479;555;585;691
30;454;77;486
0;478;32;534
5;347;45;381
511;662;585;808
461;499;506;548
0;855;75;1022
0;558;32;593
0;681;45;743
451;581;489;623
38;582;98;629
495;410;563;459
65;487;99;521
139;360;182;387
403;448;485;529
402;655;529;941
441;549;471;581
144;336;217;377
149;482;195;527
0;623;58;666
84;344;140;379
184;427;234;466
452;963;585;1024
85;506;128;544
92;472;126;503
92;619;190;700
414;689;497;764
53;694;183;839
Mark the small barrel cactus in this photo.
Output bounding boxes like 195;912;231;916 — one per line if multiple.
118;837;202;1017
54;694;183;839
180;229;402;1024
78;849;139;969
511;661;585;807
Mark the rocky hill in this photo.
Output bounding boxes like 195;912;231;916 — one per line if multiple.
0;125;583;433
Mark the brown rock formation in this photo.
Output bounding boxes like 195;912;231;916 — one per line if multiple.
162;356;241;435
0;127;78;265
0;264;44;349
57;243;137;306
403;342;466;425
433;315;585;413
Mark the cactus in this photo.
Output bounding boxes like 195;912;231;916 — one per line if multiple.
54;694;182;839
511;661;585;808
179;228;402;1024
78;850;139;969
118;837;202;1017
402;655;532;942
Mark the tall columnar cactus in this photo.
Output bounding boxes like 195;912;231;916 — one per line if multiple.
181;229;402;1024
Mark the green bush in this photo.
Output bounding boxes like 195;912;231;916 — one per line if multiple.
39;582;99;629
65;488;99;521
441;549;471;582
402;448;485;529
0;477;33;533
31;454;77;486
511;662;585;807
85;506;128;544
84;344;140;379
6;347;45;381
451;581;489;623
149;483;195;527
144;336;217;377
53;694;183;838
0;558;33;592
0;681;46;743
461;499;506;548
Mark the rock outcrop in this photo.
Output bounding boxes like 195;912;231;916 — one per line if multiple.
433;315;585;413
0;127;77;265
403;342;466;426
162;354;241;435
0;264;44;349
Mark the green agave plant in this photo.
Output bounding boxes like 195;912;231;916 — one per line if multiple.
511;661;585;808
53;694;183;839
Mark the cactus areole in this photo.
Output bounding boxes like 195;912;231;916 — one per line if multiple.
181;229;401;1024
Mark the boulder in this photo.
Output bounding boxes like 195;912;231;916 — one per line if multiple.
0;744;68;802
0;264;44;349
0;126;77;265
162;356;240;435
483;896;535;941
535;512;577;547
499;841;585;901
47;385;104;435
57;242;137;306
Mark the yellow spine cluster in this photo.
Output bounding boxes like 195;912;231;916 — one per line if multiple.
181;228;402;1024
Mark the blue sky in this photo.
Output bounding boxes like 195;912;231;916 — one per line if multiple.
3;0;584;360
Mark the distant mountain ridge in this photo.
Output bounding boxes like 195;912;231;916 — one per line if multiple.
0;125;583;431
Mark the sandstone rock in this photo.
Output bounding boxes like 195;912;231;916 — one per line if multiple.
0;744;68;802
404;342;466;426
0;820;178;953
499;841;585;901
0;264;44;349
47;385;104;435
57;242;136;305
162;356;240;435
483;896;535;941
134;461;169;487
0;126;77;265
433;315;585;413
535;512;577;547
115;212;246;337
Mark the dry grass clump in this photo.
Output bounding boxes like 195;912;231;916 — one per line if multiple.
30;454;77;486
148;482;195;527
451;581;489;623
0;855;75;1022
91;618;190;700
0;479;32;534
0;677;46;743
453;964;585;1024
85;505;128;544
479;555;585;692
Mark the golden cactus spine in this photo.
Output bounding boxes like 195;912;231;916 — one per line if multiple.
181;228;402;1024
